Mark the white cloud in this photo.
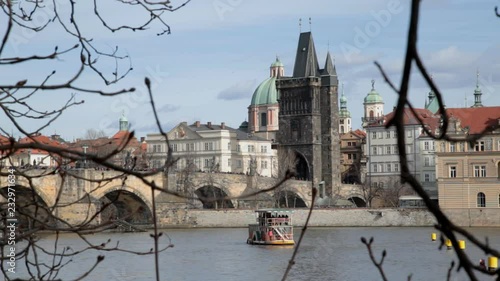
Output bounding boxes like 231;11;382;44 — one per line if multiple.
217;79;256;101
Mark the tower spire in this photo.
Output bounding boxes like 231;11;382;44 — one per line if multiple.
299;18;302;33
309;17;312;31
472;69;483;107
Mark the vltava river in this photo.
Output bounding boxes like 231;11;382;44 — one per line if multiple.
5;227;500;281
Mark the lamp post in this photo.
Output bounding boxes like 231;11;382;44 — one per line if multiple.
82;145;88;169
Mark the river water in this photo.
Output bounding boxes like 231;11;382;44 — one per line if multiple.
4;227;500;281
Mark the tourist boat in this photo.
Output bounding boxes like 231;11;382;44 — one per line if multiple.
247;209;294;245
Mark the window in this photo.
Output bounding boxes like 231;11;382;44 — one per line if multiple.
474;165;486;177
394;163;399;172
407;130;412;138
450;166;457;178
387;164;392;172
204;159;210;168
372;132;377;139
424;141;430;151
475;141;485;151
228;159;231;167
227;142;231;150
477;192;486;208
248;145;255;152
450;143;455;152
204;142;213;151
424;173;430;182
172;144;178;152
386;146;391;155
347;142;353;146
261;161;268;169
237;145;241;152
394;145;399;154
261;145;267;153
378;182;384;188
348;154;352;160
386;131;391;138
378;132;384;139
424;157;430;167
340;119;345;124
373;163;378;172
237;160;242;168
261;113;267;126
372;146;377;155
393;131;397;138
406;145;412;154
353;154;357;160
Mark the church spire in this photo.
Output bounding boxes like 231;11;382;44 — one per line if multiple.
323;51;336;75
293;32;319;78
472;69;483;107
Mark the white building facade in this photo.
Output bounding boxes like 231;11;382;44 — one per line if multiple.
147;121;277;177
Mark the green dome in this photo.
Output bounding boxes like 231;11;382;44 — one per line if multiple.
340;95;347;103
239;121;248;130
339;109;351;118
250;77;278;106
271;57;284;67
364;80;383;104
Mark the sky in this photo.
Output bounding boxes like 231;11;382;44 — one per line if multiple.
1;0;500;141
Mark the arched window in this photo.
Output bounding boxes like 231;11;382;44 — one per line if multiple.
260;113;267;127
477;192;486;208
369;110;374;118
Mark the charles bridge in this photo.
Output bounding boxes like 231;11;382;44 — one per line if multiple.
0;169;365;226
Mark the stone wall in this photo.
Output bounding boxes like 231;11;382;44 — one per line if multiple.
156;208;500;228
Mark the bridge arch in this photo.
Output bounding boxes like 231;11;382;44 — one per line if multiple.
194;185;234;209
348;195;366;207
1;185;56;229
275;190;307;208
95;186;153;224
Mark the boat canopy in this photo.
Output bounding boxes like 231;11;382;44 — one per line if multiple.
255;209;294;214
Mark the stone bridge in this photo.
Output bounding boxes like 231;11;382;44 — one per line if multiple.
0;169;364;226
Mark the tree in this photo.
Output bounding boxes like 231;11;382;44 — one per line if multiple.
378;177;412;208
83;129;107;140
360;2;500;281
359;180;383;208
0;1;195;280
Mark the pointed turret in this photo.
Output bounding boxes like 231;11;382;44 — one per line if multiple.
472;70;483;107
293;32;319;78
323;51;336;75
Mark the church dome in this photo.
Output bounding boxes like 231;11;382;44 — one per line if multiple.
250;77;278;106
340;95;347;104
239;121;249;130
271;58;284;67
364;80;383;104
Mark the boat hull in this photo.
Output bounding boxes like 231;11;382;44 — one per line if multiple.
247;239;295;245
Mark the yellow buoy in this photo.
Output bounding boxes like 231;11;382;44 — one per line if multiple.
488;256;498;272
445;239;452;250
431;233;437;241
458;240;466;250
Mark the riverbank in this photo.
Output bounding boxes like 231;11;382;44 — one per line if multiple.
156;208;500;228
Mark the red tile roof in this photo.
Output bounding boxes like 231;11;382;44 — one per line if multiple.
446;106;500;135
17;133;65;155
353;129;366;138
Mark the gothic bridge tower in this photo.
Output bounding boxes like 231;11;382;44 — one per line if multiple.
276;31;341;196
